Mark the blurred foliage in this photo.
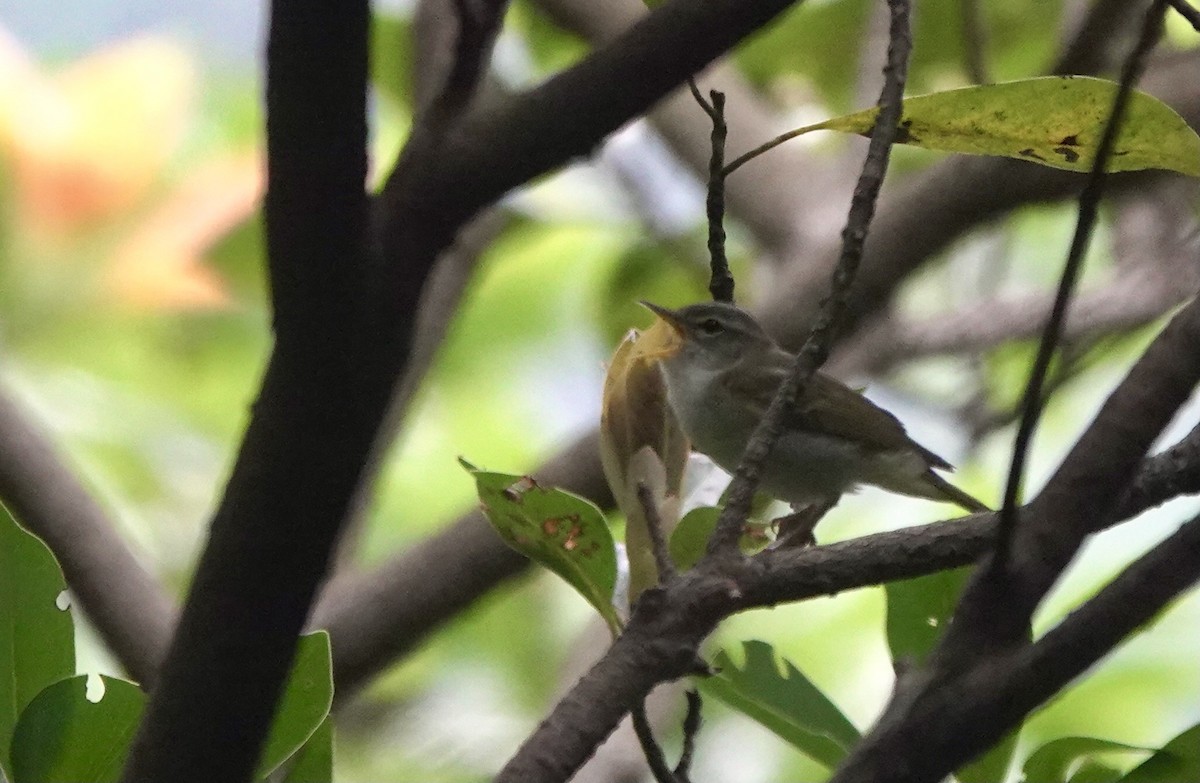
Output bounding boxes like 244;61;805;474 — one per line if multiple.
0;3;1198;782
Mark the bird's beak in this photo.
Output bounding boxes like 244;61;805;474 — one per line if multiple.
636;301;685;359
638;301;685;335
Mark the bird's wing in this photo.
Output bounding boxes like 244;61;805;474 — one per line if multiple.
723;352;953;468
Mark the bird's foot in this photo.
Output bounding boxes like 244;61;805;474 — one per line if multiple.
769;501;834;549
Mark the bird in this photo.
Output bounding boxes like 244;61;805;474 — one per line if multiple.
639;300;988;530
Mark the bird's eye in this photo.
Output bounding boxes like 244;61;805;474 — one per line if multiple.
699;318;722;335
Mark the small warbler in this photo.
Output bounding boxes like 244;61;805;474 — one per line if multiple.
640;300;988;516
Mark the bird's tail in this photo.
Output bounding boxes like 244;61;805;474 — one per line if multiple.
921;470;990;514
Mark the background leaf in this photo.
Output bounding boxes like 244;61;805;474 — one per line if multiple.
699;640;860;769
1120;724;1200;783
256;631;335;779
885;567;970;665
0;502;75;777
464;463;621;630
9;675;144;783
1022;736;1151;783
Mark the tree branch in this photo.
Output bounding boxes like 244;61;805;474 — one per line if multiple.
0;383;175;687
828;512;1200;783
120;0;374;779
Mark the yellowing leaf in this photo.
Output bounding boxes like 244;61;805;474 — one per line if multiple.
733;77;1200;177
817;77;1200;175
600;321;689;600
463;462;623;631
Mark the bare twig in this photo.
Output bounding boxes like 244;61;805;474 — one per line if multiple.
1167;0;1200;31
688;81;734;303
675;689;703;780
708;0;913;555
631;701;680;783
637;481;678;585
996;0;1169;563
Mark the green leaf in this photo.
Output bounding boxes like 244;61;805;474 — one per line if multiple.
9;675;144;783
958;729;1020;783
463;462;621;631
815;77;1200;175
668;506;772;571
256;632;334;779
0;502;75;776
1023;736;1151;783
281;717;333;783
1121;724;1200;783
957;732;1019;783
669;507;720;571
884;567;970;666
700;641;859;768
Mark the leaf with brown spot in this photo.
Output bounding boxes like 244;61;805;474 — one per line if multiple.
463;462;622;631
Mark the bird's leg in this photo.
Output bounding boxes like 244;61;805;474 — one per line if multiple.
771;499;836;549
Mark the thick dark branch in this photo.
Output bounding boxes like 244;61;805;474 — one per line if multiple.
1001;281;1200;617
1168;0;1200;30
395;0;814;244
828;512;1200;783
0;384;176;687
120;1;373;781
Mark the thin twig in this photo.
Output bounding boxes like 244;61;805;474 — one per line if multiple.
675;690;703;781
631;701;680;783
995;0;1168;565
707;0;913;555
426;0;507;123
689;80;734;303
637;481;679;584
722;118;829;177
1167;0;1200;30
